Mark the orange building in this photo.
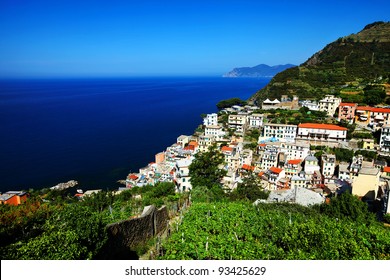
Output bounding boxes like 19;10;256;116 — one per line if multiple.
0;191;28;206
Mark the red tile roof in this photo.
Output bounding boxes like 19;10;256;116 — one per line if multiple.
288;159;302;165
258;171;265;177
383;166;390;173
184;145;195;151
357;106;390;113
339;103;357;107
298;123;348;131
242;164;255;171
270;166;283;174
128;174;138;180
188;141;198;147
259;143;267;147
221;146;233;152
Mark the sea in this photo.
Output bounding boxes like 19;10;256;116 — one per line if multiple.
0;76;270;192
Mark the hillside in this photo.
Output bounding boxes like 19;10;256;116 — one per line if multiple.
250;21;390;104
223;64;295;78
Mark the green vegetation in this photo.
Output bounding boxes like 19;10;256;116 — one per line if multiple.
0;182;182;259
159;200;390;260
189;144;227;191
251;22;390;103
216;98;247;110
266;107;328;125
230;173;269;202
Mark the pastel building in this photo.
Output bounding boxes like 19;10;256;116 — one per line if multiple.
174;159;193;192
228;114;247;134
203;113;218;126
262;123;297;142
279;141;310;161
248;114;264;128
355;106;390;129
338;103;358;123
204;125;225;140
321;154;336;183
296;123;348;142
318;95;342;116
0;191;28;206
379;125;390;152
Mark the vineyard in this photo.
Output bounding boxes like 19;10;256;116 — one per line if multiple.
159;202;390;260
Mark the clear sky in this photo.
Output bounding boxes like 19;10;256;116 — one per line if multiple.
0;0;389;77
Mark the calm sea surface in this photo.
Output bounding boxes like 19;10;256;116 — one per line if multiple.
0;77;270;192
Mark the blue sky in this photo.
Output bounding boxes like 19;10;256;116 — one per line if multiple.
0;0;389;77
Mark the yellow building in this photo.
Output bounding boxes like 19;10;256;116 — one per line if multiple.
362;139;375;150
352;167;380;200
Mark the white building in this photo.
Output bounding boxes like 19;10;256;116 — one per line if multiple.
338;162;350;181
304;154;321;175
290;172;308;189
198;135;216;152
279;140;310;161
174;159;193;192
204;125;226;140
318;95;342;116
177;135;190;148
248;114;264;128
262;123;297;142
297;123;348;142
379;125;390;152
259;145;279;171
228;114;247;134
301;100;319;111
321;154;336;183
203;113;218;126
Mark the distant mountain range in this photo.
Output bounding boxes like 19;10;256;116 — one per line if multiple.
223;64;296;78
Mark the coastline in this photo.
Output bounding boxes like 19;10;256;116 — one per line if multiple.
0;77;270;192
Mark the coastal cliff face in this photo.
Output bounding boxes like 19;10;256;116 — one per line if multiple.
250;21;390;103
223;64;295;78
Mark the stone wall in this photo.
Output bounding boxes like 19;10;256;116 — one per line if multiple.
98;205;169;260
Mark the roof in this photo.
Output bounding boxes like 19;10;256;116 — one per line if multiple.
288;159;302;165
270;166;283;174
183;145;195;151
383;166;390;173
128;174;139;180
188;141;198;147
339;103;357;107
242;164;255;171
221;146;233;152
298;123;348;131
356;106;390;114
305;155;318;162
258;171;265;177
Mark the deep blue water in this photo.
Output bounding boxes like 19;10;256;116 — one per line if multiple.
0;77;270;192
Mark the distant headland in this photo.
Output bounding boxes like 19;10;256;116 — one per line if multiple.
223;63;296;78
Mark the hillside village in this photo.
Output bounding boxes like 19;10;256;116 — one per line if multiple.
121;93;390;215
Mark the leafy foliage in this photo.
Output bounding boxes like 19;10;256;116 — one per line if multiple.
251;22;390;103
230;173;269;202
189;144;227;190
318;191;377;225
159;202;390;260
216;98;247;110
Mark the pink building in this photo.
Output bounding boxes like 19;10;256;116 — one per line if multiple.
338;103;357;123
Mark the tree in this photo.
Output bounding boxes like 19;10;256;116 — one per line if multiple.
319;191;376;225
231;173;269;202
189;144;227;190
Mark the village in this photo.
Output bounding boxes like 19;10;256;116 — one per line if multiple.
121;94;390;214
1;93;390;215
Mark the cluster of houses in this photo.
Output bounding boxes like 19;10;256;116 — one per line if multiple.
123;93;389;213
2;92;389;213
